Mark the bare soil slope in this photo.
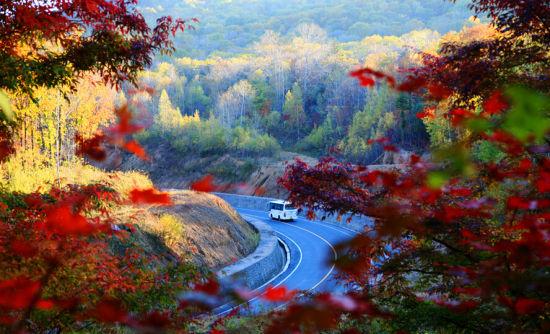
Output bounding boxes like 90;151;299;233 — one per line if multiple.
108;145;317;198
245;152;318;198
148;190;258;269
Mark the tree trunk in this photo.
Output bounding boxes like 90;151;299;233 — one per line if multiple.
39;114;46;154
55;92;61;187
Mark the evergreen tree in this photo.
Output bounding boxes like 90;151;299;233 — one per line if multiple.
341;86;393;163
250;70;275;120
185;79;211;118
300;113;339;155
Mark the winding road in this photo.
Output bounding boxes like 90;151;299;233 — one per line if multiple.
214;207;357;315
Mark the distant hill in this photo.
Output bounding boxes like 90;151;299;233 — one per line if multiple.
138;0;474;58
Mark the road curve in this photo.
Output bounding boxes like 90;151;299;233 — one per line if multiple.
214;207;356;315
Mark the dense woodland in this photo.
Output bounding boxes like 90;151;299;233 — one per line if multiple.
2;0;479;188
130;25;485;165
139;0;473;57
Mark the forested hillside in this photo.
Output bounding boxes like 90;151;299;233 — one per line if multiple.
99;0;478;187
124;22;489;186
2;1;478;188
138;0;473;58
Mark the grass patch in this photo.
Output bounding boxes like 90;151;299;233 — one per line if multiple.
0;150;151;196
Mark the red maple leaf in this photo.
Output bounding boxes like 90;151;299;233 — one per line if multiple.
397;76;427;92
45;205;96;236
367;137;390;145
416;107;436;120
536;171;550;193
507;197;550;210
75;133;107;161
109;105;144;137
261;285;297;302
428;84;452;100
452;287;482;297
383;144;398;152
357;76;375;87
90;298;128;323
0;128;15;163
514;298;545;315
129;188;172;206
194;278;219;295
123;140;149;161
36;299;56;310
0;277;41;310
137;311;171;329
11;239;38;258
483;90;508;116
448;108;474;126
349;69;375;87
190;175;218;192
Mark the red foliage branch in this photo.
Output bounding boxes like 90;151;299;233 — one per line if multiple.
278;78;549;333
0;0;196;94
276;1;550;330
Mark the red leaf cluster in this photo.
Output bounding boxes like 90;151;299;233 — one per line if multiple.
416;107;436;120
0;126;15;163
0;184;175;329
349;68;396;88
283;64;549;332
90;298;128;323
1;0;191;94
194;278;220;295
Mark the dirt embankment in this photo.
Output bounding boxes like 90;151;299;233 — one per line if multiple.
244;152;318;198
102;143;257;190
106;144;318;199
120;190;258;270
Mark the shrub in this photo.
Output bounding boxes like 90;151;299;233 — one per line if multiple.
144;116;280;158
155;214;186;252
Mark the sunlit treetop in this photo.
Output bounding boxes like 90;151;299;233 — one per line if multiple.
464;0;549;40
0;0;193;94
421;0;550;102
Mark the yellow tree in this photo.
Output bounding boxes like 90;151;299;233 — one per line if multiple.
156;89;184;131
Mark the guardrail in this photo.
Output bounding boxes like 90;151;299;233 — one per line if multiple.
213;192;372;233
216;216;285;289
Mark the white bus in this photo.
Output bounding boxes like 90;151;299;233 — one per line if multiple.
268;200;298;221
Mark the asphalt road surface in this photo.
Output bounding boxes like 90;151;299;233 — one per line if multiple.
214;207;357;315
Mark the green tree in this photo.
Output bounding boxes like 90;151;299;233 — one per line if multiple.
299;114;339;155
250;70;275;125
282;83;307;139
341;86;394;163
262;110;282;136
185;79;211;118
